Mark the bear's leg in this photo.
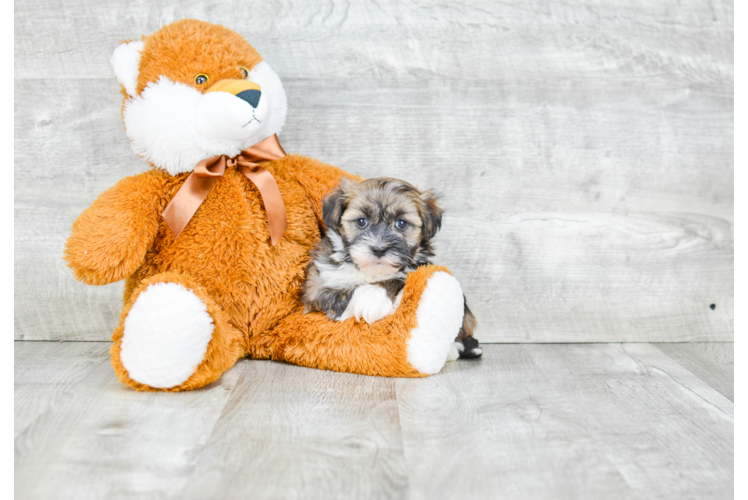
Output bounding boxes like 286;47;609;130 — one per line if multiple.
111;272;245;391
254;265;465;377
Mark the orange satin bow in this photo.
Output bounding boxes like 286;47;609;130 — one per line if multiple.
162;134;287;245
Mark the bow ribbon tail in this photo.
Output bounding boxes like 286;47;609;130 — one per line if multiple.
243;134;287;161
237;162;288;245
162;156;225;238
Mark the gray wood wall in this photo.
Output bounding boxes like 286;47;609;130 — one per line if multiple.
14;0;733;342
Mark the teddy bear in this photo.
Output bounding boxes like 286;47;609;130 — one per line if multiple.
63;19;468;391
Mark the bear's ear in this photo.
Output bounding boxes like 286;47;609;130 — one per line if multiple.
111;40;144;97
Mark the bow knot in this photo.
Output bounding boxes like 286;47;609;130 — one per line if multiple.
225;156;239;169
162;134;288;245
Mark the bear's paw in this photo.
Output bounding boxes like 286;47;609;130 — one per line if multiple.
120;282;214;388
406;272;465;374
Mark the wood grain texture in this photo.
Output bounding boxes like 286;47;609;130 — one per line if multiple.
620;343;733;418
284;79;733;217
728;2;748;346
730;416;748;500
179;360;407;500
523;343;733;500
732;342;748;417
396;345;636;500
14;358;244;500
14;0;733;82
14;341;110;436
438;212;733;342
14;342;734;499
653;342;734;400
14;78;138;340
14;0;733;342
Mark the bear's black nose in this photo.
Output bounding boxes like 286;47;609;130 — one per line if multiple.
236;89;261;108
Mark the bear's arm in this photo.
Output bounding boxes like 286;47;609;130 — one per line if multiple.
63;171;169;285
285;154;361;225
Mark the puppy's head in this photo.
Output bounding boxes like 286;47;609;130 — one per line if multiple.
322;177;443;277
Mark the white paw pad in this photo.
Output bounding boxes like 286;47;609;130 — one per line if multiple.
120;282;214;388
338;284;396;324
407;272;465;374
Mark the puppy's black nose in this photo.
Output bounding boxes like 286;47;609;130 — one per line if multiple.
371;246;388;257
236;89;261;108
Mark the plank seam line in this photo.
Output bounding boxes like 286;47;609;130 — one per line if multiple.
520;344;644;495
647;366;733;419
14;346;111;439
621;344;734;419
172;360;249;499
392;380;412;498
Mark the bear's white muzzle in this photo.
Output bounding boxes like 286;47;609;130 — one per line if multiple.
196;79;270;142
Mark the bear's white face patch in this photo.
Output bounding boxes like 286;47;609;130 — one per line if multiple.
246;61;288;147
122;61;287;176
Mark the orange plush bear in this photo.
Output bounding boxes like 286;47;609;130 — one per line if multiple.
64;19;467;391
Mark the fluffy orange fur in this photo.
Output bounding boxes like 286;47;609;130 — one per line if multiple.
118;20;263;99
65;20;458;391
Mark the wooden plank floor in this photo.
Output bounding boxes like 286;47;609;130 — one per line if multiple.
14;342;733;499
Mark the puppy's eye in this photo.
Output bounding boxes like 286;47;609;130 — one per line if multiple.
195;74;209;85
396;219;408;230
239;66;249;78
356;218;368;228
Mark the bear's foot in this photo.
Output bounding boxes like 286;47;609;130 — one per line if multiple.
257;265;465;378
120;282;214;388
405;271;465;374
112;272;245;391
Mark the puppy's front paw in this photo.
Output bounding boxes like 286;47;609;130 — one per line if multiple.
338;284;395;324
392;288;404;310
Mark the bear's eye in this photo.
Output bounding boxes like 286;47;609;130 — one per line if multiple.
195;74;209;85
239;66;249;78
356;218;368;228
396;219;408;230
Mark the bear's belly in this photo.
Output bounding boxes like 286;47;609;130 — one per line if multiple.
127;169;321;337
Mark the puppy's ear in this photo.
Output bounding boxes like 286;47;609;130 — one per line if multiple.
322;177;355;231
420;190;443;241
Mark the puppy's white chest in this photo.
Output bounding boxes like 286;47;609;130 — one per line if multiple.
316;261;370;289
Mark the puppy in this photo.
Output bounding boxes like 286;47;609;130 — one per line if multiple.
302;177;481;360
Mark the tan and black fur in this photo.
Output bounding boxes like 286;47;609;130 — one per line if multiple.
302;177;481;359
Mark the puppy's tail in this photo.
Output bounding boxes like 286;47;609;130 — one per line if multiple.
454;297;482;359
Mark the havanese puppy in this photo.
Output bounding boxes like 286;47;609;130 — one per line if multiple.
302;177;481;360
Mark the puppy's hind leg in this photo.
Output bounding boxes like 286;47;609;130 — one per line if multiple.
448;297;482;360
